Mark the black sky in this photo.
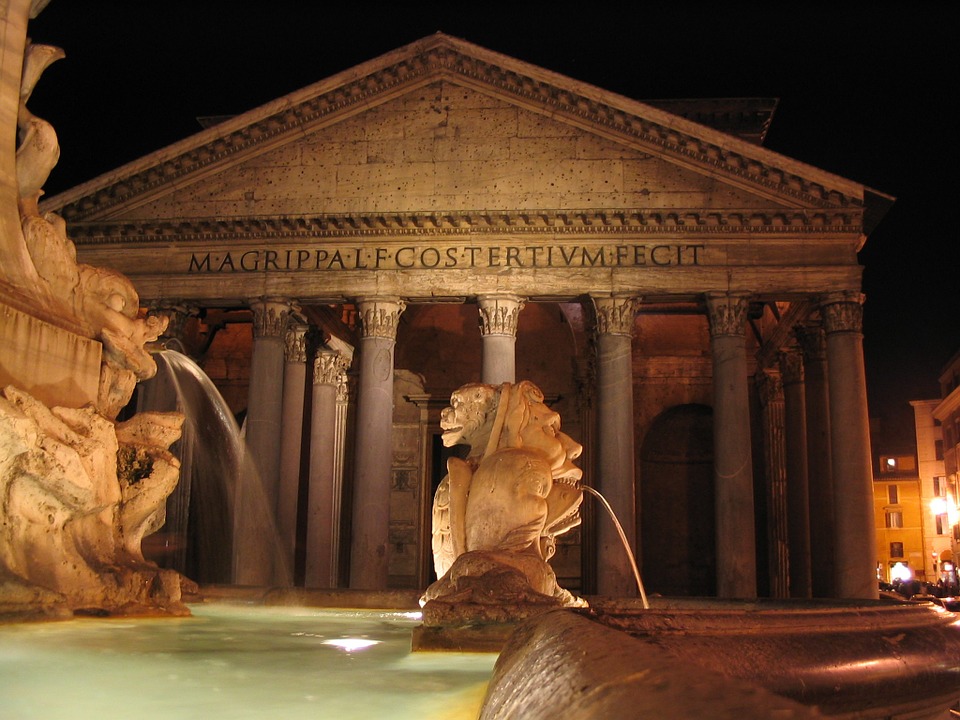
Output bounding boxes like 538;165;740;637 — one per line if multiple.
24;3;958;444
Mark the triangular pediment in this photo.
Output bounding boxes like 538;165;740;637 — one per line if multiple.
42;33;869;231
113;82;790;223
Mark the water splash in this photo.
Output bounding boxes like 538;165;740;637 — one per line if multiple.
142;350;290;586
582;485;649;609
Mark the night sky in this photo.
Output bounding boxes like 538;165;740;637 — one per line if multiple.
24;3;956;445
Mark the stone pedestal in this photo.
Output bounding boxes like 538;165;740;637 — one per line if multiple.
0;301;100;409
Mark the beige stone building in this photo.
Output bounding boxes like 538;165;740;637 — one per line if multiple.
933;353;960;584
41;34;892;599
911;399;951;584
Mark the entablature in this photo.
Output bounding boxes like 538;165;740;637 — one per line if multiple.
68;207;864;246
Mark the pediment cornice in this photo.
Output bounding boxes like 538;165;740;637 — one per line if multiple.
43;34;865;224
68;207;863;246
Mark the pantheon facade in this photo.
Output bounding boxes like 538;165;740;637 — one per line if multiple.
43;35;892;600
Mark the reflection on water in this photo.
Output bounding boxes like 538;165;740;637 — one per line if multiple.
0;605;497;720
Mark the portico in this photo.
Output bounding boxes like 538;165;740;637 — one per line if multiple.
42;34;889;600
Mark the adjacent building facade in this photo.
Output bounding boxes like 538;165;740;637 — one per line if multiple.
42;35;892;599
933;353;960;586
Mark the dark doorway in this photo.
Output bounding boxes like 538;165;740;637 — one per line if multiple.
640;404;715;596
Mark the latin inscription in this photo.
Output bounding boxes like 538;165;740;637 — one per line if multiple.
187;243;705;273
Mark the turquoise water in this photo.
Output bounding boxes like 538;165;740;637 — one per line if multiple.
0;605;497;720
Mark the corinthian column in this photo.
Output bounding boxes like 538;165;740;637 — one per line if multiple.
236;298;294;585
796;322;835;597
590;294;639;596
779;348;812;598
306;349;350;588
706;292;757;598
477;294;525;385
350;297;405;589
821;291;877;599
276;322;310;586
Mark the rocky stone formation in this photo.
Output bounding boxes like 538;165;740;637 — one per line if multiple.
0;388;187;617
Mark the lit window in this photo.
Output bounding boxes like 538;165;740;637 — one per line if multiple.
936;513;948;535
934;476;947;496
885;511;903;528
883;457;898;473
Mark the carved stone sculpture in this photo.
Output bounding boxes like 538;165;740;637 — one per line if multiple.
422;381;585;623
0;8;186;617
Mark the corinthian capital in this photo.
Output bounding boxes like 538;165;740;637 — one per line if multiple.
591;294;638;337
314;349;350;386
357;297;405;340
477;294;525;337
820;291;864;335
284;323;310;363
778;349;804;385
756;369;783;408
705;292;750;338
249;298;296;339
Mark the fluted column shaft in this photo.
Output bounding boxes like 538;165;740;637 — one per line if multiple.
780;349;812;598
706;292;757;598
477;294;525;385
591;294;638;596
822;292;877;600
307;350;350;588
350;297;405;589
797;323;836;597
236;298;293;585
276;322;309;586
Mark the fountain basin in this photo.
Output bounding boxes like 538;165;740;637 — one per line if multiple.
0;599;497;720
480;597;960;719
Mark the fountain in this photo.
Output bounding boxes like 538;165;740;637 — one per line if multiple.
1;5;960;718
412;382;960;718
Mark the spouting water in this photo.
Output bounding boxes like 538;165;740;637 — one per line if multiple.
142;349;290;586
582;485;650;609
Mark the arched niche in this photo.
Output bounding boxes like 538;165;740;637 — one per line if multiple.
640;403;715;597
